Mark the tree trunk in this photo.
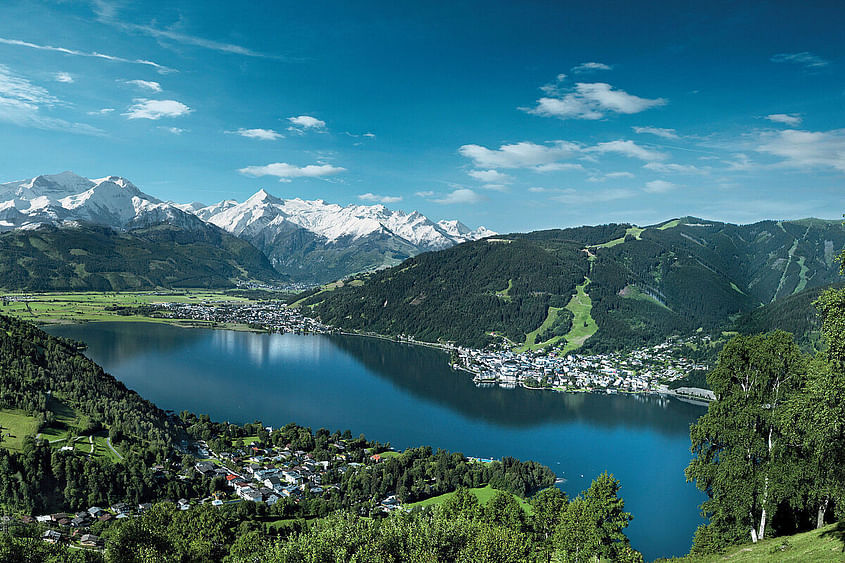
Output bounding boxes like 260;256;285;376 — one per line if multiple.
759;506;767;541
750;511;759;543
817;497;829;529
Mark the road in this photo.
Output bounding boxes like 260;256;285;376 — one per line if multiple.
106;437;124;461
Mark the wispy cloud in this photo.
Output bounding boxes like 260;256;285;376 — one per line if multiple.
643;162;707;174
524;81;666;120
633;126;678;139
0;37;173;73
771;52;830;69
123;99;192;120
756;128;845;172
589;140;666;161
551;188;635;204
571;62;612;73
643;180;677;193
238;162;346;181
358;192;402;204
159;126;186;134
459;141;580;168
228;128;283;141
468;169;512;183
87;107;114;116
415;190;435;198
765;113;802;126
433;188;483;204
124;79;162;93
54;72;73;83
0;65;102;135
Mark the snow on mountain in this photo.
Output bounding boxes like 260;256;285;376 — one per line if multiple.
0;172;495;282
0;172;208;232
194;189;495;250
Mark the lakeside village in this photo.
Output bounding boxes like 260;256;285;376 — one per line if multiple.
451;340;715;401
147;299;715;402
23;432;413;550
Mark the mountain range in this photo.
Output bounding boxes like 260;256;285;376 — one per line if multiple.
296;218;845;351
0;172;494;286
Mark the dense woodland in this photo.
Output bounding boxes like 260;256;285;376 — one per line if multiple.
0;474;641;563
686;284;845;554
0;224;282;291
303;237;589;348
300;218;845;352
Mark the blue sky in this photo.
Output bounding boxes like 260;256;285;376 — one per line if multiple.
0;1;842;232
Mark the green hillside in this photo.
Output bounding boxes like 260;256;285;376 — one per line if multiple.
0;223;285;291
299;217;845;350
658;522;845;562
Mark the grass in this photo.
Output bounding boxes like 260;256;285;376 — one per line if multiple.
660;522;845;562
496;279;514;302
619;284;672;311
0;290;251;326
516;306;565;352
658;218;681;230
404;485;534;514
595;226;646;248
730;282;747;295
374;450;402;459
0;409;40;451
561;278;598;354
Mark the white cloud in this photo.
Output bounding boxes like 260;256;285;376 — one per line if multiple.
415;190;435;197
571;62;612;73
0;64;102;135
159;126;186;134
125;79;162;93
0;37;173;73
54;72;73;83
633;126;678;139
238;162;346;181
287;115;326;131
468;169;512;183
481;184;509;192
528;187;550;193
459;141;580;169
589;140;666;161
643;162;706;174
771;52;830;69
643;180;677;193
756;129;845;172
551;188;635;204
363;132;376;138
123;99;191;120
524;82;666;120
765;113;802;126
433;188;483;204
725;153;755;171
534;162;585;173
358;192;403;204
229;128;283;141
605;171;635;179
87;107;114;115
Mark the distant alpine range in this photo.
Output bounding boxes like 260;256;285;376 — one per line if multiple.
0;172;494;286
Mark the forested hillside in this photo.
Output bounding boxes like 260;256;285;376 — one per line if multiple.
0;223;284;291
299;217;845;350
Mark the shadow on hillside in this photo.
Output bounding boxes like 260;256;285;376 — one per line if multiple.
820;521;845;553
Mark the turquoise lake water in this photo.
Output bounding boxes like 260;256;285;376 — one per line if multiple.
48;322;707;560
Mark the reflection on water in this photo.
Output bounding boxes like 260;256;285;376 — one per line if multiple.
47;322;706;561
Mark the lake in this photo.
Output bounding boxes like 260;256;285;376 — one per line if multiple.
47;322;706;560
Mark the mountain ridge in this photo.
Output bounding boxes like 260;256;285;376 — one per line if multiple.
1;172;494;284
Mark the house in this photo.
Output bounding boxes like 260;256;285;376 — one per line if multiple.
42;530;61;543
264;475;284;492
177;498;191;511
80;534;102;547
238;487;263;503
211;499;224;507
195;461;216;476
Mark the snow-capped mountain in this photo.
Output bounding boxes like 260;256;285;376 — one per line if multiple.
191;189;492;250
185;189;495;282
0;172;206;232
0;172;495;283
